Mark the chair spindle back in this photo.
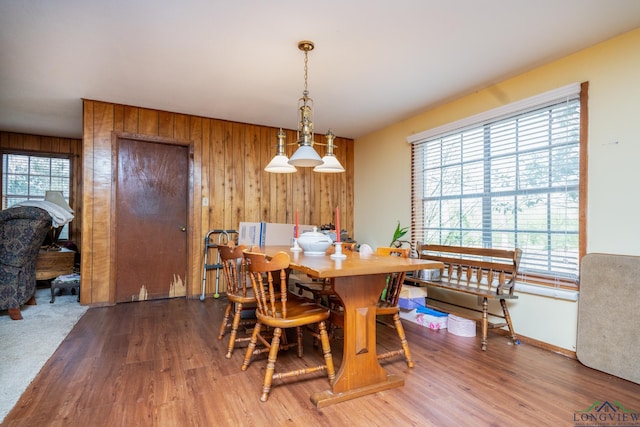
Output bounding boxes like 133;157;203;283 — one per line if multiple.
243;250;290;319
376;247;410;306
219;244;248;297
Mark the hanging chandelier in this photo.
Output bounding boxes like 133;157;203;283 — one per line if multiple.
264;40;345;174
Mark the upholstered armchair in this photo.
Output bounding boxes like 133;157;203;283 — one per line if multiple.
0;206;52;320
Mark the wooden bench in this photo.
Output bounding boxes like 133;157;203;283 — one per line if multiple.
406;244;522;351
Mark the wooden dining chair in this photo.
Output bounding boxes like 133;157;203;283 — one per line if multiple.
241;249;335;402
373;246;414;368
217;243;258;358
294;242;357;306
328;246;414;367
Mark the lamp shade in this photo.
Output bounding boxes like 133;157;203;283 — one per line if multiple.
313;155;345;173
288;144;323;167
265;155;297;173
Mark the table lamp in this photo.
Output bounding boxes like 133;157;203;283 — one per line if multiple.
44;190;73;250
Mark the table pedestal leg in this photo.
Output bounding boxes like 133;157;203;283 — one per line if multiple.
310;274;404;408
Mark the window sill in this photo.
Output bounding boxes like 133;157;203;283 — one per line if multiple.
514;282;579;301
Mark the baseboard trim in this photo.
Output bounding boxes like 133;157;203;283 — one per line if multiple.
493;328;577;359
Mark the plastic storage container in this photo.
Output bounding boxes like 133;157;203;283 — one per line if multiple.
447;314;476;337
416;307;448;330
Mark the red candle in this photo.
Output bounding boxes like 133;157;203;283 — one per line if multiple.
295;209;299;238
335;206;340;242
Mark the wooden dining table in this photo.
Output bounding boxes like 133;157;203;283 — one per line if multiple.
259;245;443;408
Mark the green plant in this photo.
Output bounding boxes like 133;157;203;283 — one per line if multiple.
390;221;409;248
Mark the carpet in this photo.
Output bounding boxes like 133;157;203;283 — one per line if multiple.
0;286;88;423
577;253;640;385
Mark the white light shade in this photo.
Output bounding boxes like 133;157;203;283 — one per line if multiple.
265;154;297;173
288;144;323;167
313;155;345;173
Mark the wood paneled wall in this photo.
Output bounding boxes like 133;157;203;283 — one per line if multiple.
0;131;83;246
82;99;354;305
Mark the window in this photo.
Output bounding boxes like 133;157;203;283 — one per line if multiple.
409;83;586;289
2;153;72;239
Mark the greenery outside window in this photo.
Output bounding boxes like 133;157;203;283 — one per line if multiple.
2;153;72;240
409;83;587;289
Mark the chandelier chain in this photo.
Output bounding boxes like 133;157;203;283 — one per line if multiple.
303;50;309;95
263;39;344;172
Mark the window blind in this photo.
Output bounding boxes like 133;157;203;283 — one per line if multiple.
410;84;583;288
2;153;72;239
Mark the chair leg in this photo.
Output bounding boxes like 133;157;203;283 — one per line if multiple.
318;321;335;382
218;302;233;340
500;299;518;344
225;302;243;359
241;322;262;371
392;312;414;368
481;297;489;351
261;327;282;402
296;326;303;357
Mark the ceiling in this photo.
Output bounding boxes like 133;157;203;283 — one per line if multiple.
1;1;639;140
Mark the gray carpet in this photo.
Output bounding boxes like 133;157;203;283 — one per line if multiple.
0;286;88;423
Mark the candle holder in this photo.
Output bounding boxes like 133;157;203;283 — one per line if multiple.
330;242;347;259
290;238;302;251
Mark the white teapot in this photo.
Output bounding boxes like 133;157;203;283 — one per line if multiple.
297;227;333;255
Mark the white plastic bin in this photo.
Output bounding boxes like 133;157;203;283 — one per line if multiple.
447;314;476;337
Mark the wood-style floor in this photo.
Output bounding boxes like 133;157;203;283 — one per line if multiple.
3;295;640;427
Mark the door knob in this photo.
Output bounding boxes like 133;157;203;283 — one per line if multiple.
179;226;187;232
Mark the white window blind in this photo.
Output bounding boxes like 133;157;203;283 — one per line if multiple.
409;84;583;288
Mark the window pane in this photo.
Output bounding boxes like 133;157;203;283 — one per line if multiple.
8;155;29;173
492;196;516;229
441;135;461;165
441;165;461;196
412;95;581;286
516;194;548;231
461;230;483;246
51;158;69;175
30;157;50;175
462;197;483;230
519;150;550;189
2;153;72;240
424;200;440;227
491;155;516;192
7;175;29;195
492;231;516;249
550;192;579;231
552;145;580;187
462;129;484;161
441;199;461;228
462;161;483;195
31;176;50;196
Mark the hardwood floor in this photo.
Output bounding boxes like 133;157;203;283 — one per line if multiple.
4;296;640;426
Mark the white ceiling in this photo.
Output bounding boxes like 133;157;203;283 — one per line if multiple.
1;1;640;140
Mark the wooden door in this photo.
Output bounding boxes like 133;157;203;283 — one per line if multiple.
115;137;189;303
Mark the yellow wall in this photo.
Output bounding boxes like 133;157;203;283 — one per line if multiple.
354;27;640;352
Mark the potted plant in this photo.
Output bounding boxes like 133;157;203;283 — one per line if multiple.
390;221;410;248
